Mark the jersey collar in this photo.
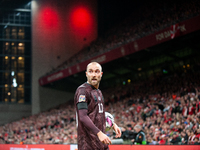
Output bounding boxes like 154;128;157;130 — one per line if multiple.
86;82;98;90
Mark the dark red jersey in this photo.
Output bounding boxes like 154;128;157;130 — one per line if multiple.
74;82;108;150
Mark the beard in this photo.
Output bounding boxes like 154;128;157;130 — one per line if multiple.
88;78;100;87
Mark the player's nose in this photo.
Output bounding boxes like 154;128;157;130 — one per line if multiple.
92;72;97;76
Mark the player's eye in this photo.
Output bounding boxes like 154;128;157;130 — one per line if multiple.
95;70;100;74
88;70;93;73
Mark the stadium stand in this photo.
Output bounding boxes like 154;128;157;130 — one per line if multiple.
43;0;200;76
0;71;200;145
103;71;200;145
1;0;200;145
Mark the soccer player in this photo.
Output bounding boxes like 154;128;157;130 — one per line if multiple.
74;62;121;150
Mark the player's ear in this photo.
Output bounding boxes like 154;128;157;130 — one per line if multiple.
85;71;87;77
101;71;103;77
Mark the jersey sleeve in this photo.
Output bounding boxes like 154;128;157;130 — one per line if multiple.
75;86;100;135
78;109;100;135
75;86;89;110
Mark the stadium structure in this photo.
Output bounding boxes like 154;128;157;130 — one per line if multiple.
0;0;200;149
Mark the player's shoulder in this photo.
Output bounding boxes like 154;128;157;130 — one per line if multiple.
76;82;91;92
77;82;88;88
98;88;102;93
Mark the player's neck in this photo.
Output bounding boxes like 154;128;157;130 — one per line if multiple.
87;81;99;89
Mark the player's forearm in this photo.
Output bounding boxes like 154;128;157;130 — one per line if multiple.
112;123;117;128
78;109;100;135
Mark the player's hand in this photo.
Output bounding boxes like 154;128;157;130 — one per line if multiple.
97;131;112;145
112;123;122;138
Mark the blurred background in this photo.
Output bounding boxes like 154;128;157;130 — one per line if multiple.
0;0;200;145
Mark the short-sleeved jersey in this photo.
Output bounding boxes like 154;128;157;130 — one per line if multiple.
74;82;108;150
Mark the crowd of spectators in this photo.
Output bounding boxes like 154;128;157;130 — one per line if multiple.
0;103;77;144
45;0;200;76
103;71;200;145
1;0;200;145
0;70;200;145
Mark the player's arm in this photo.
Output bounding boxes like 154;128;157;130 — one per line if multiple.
76;90;100;134
78;107;100;134
97;131;112;145
77;104;111;145
105;111;121;138
112;123;122;138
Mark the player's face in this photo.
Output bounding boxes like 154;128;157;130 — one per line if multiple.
86;63;103;88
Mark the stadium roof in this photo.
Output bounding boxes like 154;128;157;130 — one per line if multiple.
44;28;200;92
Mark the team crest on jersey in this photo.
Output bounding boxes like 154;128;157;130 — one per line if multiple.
79;95;86;102
98;96;101;101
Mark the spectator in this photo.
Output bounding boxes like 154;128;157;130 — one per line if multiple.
170;132;181;145
158;134;166;145
147;136;157;145
131;125;146;145
194;137;200;145
180;131;188;144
